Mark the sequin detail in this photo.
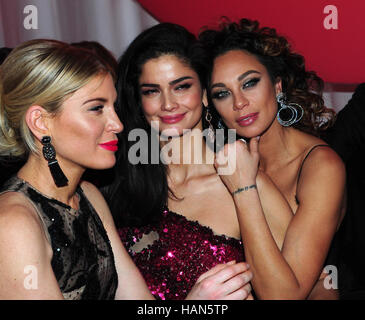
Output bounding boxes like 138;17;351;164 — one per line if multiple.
119;209;244;300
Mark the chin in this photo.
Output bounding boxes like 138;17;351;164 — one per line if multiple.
160;127;184;139
236;127;262;139
88;158;116;170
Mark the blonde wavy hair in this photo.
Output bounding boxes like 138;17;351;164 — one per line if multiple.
0;39;114;158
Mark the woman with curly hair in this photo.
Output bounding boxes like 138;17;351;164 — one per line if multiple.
199;18;346;299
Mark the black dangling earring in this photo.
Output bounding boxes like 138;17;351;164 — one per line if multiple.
41;136;68;187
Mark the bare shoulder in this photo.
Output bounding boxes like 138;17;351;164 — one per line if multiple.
0;192;62;299
295;129;345;176
0;192;43;233
0;192;50;261
297;140;346;212
294;132;346;206
302;143;345;178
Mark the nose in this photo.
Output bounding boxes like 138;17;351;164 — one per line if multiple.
108;109;124;134
161;92;178;112
233;92;249;111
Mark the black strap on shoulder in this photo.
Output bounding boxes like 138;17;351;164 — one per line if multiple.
296;144;331;185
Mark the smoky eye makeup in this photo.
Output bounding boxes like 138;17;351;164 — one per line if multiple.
242;77;261;89
211;89;230;100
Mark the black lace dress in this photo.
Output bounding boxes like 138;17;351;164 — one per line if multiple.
0;176;118;300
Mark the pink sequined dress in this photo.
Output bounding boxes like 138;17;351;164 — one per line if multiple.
118;208;244;300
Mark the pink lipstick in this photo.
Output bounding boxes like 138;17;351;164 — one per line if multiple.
236;112;259;127
99;140;118;152
160;113;186;124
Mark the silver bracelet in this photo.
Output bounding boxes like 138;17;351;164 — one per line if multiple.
232;184;257;195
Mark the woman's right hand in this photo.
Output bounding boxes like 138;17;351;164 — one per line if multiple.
214;138;260;194
185;261;253;300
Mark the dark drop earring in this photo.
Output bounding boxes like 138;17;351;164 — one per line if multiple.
41;136;68;187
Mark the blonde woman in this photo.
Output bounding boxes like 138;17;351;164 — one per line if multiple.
0;39;252;300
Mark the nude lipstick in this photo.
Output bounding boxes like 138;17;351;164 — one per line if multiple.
236;112;259;127
160;113;186;124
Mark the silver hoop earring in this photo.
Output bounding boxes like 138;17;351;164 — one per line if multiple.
276;92;304;127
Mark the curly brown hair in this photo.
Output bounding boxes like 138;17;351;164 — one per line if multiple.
198;18;335;135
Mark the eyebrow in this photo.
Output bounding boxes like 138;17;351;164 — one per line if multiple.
169;76;193;86
211;70;261;89
140;76;193;88
237;70;261;81
82;98;108;105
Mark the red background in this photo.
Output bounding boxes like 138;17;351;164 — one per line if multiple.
137;0;364;85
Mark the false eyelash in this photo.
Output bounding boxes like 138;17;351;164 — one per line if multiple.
243;77;260;89
89;105;104;111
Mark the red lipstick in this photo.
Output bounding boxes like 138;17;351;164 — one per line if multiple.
99;140;118;152
236;112;259;127
160;113;186;124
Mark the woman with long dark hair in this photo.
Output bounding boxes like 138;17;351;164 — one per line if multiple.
103;22;293;300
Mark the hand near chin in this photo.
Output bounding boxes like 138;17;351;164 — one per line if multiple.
214;137;260;194
185;261;254;300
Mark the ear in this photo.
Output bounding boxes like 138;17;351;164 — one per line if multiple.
25;105;52;141
202;89;208;107
274;78;283;96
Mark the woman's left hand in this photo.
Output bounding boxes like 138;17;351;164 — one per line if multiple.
185;261;254;300
214;137;260;194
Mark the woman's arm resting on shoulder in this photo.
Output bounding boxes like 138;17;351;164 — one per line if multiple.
0;196;64;299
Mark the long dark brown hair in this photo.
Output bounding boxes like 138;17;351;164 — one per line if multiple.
101;23;209;227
